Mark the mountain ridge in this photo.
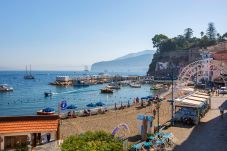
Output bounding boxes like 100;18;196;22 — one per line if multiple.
91;50;155;74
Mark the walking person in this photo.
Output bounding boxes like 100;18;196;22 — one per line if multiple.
219;105;224;119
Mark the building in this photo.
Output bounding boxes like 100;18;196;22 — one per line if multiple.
0;115;60;150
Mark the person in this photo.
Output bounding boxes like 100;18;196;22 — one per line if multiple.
153;109;156;118
219;105;224;119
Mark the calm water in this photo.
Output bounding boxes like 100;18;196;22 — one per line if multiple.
0;71;153;116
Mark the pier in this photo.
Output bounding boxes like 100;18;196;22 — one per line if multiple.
49;75;154;86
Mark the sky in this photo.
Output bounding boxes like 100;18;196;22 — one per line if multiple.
0;0;227;71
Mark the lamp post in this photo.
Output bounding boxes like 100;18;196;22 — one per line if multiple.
155;100;160;132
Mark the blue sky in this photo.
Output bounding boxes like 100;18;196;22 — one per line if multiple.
0;0;227;71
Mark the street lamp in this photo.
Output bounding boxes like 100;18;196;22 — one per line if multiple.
155;99;161;132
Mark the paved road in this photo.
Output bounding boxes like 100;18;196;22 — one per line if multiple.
173;96;227;151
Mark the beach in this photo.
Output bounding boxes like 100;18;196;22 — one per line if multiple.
61;95;172;143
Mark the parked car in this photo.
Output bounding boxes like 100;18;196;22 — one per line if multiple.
219;87;227;94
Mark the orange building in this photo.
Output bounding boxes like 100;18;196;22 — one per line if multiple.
0;115;60;150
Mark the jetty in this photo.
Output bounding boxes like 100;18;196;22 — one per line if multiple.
49;75;154;86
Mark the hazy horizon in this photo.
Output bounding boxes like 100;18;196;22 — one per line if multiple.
1;0;227;70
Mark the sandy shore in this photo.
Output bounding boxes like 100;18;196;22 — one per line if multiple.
60;85;194;143
60;87;173;143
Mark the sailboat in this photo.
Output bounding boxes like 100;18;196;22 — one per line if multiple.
24;65;35;79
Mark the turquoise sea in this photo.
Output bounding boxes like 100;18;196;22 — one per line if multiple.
0;71;153;116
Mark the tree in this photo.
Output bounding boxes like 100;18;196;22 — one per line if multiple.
61;131;123;151
217;33;222;42
152;34;169;51
206;22;217;40
184;28;193;39
200;31;204;37
222;32;227;40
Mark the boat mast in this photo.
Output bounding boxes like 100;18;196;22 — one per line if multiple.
30;64;32;76
26;65;28;75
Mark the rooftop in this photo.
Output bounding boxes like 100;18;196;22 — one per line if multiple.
0;115;59;134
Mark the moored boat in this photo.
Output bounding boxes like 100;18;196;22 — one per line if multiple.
101;88;113;93
24;65;35;79
37;107;55;115
129;83;141;88
44;91;53;97
106;83;120;89
0;84;13;92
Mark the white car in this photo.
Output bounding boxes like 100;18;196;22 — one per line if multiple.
219;87;227;94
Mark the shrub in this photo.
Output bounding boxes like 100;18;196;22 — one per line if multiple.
61;131;123;151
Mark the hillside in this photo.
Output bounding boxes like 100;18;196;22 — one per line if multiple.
91;50;155;74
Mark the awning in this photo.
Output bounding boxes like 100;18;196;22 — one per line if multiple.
0;115;59;134
191;94;210;99
186;96;207;102
181;99;203;107
195;91;209;96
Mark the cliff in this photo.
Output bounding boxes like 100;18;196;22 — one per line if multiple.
147;49;201;78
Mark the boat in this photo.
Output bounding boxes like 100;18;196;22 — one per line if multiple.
44;91;53;97
129;83;141;88
0;84;13;92
150;84;162;90
150;87;161;90
37;107;55;115
24;65;35;79
101;88;113;93
106;83;120;89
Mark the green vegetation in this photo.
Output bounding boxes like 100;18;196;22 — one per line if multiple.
61;131;123;151
152;22;227;53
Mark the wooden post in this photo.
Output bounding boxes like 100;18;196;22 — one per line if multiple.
57;119;61;140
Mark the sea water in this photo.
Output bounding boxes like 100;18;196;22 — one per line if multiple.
0;71;153;116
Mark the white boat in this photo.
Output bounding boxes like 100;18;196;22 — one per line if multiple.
130;83;141;88
0;84;13;92
106;83;120;89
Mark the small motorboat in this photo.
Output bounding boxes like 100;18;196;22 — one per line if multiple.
37;107;55;115
44;91;53;97
106;83;120;89
0;84;13;92
130;83;141;88
101;88;113;93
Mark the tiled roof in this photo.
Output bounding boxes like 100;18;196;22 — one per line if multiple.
0;115;59;134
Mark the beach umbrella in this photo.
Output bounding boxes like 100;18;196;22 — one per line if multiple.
86;103;97;107
67;104;77;109
141;96;148;100
96;102;105;106
42;107;55;112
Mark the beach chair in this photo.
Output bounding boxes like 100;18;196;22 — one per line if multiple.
162;133;175;149
132;142;143;151
143;141;153;150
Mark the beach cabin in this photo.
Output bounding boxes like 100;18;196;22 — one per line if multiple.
0;115;60;150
